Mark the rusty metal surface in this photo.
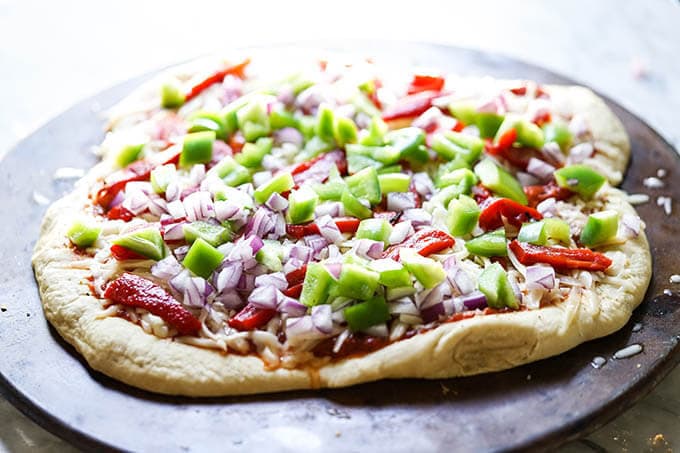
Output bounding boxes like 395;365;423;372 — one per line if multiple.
1;43;678;452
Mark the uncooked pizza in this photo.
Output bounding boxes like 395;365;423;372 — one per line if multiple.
32;52;651;396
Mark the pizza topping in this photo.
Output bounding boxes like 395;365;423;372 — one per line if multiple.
67;220;101;249
84;57;634;361
104;273;201;335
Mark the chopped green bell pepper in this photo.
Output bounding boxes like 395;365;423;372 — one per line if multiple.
341;188;373;219
474;158;528;205
359;116;389;146
344;295;390;331
400;248;446;289
447;194;481;236
269;107;299;130
345;167;381;205
294;136;334;163
256;240;284;271
378;173;411;193
211;156;252;187
112;228;166;261
180;131;215;168
554;165;606;198
234;137;273;168
580;210;619;247
334;263;380;300
236;99;271;142
160;82;185;109
347;154;383;174
518;218;571;246
431;131;483;163
183;221;232;247
369;259;412;288
253;171;294;204
67;220;100;248
115;144;144;168
287;186;318;224
150;164;176;194
384;127;427;164
478;262;518;309
334;116;358;146
355;218;392;245
316;104;336;143
187;111;228;140
300;263;336;306
542;122;572;150
495;115;544;149
465;229;507;257
182;238;224;279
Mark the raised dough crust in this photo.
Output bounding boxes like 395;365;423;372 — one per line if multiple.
32;56;648;396
33;184;650;396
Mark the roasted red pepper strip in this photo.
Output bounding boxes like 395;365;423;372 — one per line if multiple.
290;150;347;185
103;273;201;335
228;303;276;331
381;90;440;121
228;132;246;154
407;74;445;95
184;58;251;102
486;128;517;155
286;217;361;239
285;265;308;286
110;244;146;261
478;198;543;231
282;283;303;299
107;205;135;222
524;181;573;208
509;240;612;272
383;229;455;261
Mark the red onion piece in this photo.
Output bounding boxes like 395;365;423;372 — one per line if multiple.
183;191;214;222
165;182;181;202
541;142;565;165
324;263;343;280
285;316;322;341
401;208;432;227
236;273;255;293
387;192;417;212
444;257;475;295
412;173;434;197
525;265;555;291
620;214;641;238
516;172;540;187
214;261;243;292
388;298;419;316
214;289;244;309
412;106;443;131
421;301;445;323
170;270;213;308
459;290;487;310
248;285;279;310
122;188;148;215
353;239;384;260
277;294;307;317
315;215;343;244
304;235;328;259
536;197;557;217
174;245;190;261
526;158;556;182
311;304;333;334
255;272;288;291
166;200;186;219
274;127;304;147
389;221;413;245
265;193;289;212
288;245;313;263
151;255;183;280
214;200;240;221
244;207;276;239
315;201;342;218
568;142;594;163
362;324;388;337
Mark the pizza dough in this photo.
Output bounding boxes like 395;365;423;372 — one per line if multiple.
32;53;651;396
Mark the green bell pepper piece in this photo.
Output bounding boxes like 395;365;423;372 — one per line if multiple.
287;186;318;224
180;131;215;168
554;165;606;198
517;218;571;246
344;296;390;331
495;115;544;149
346;144;400;165
465;229;507;257
253;171;294;204
316;104;336;143
269;107;299;130
378;173;411;193
67;220;100;248
115;144;144;168
150;164;176;194
256;240;284;272
359;116;389;146
300;263;336;306
112;228;166;261
160;82;185;109
211;156;252;187
187;111;228;140
436;168;477;192
385;127;428;164
341;188;373;219
580;210;619;247
431;131;483;163
447;194;481;236
334;116;358;146
345;167;381;205
347;154;383;174
294;136;334;163
448;101;478;126
355;218;392;245
236;99;271;142
235;137;273;168
542;122;572;150
351;91;381;118
334;263;380;300
377;164;403;174
474;158;528;205
183;221;232;247
182;238;224;279
476;112;505;138
369;259;412;288
400;248;446;289
478;262;519;309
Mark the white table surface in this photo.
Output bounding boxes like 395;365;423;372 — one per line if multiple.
1;0;679;451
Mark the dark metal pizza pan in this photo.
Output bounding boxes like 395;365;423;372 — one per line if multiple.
1;42;679;453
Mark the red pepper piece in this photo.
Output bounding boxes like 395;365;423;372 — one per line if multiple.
286;217;361;239
107;205;135;222
381;90;440;122
282;283;303;299
486;141;562;172
228;132;246;154
290;150;347;185
95;160;156;208
524;181;573;208
452;120;466;132
489;128;517;155
110;244;146;261
184;59;251;103
509;240;612;272
383;229;455;261
509;86;527;96
228;303;276;331
285;265;308;286
478;198;543;231
532;110;551;127
407;74;445;95
103;273;201;335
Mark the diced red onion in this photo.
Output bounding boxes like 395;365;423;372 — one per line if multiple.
255;272;288;290
109;191;125;208
273;127;304;147
525;265;555;291
412;106;443;131
277;294;307;317
265;193;288;212
122;189;148;215
285;316;324;341
311;304;333;334
214;261;243;292
516;171;540;187
412;173;434;197
536;197;557;217
568;142;594;163
315;215;343;244
353;239;384;260
541;142;565;165
324;263;343;280
326;244;341;260
283;257;304;274
421;301;445;323
221;75;243;103
444;257;475;295
214;289;243;309
170;270;213;308
238;182;254;196
162;222;187;241
188;164;206;187
147;196;168;216
527;158;556;182
272;213;286;239
174;245;190;261
296;87;325;115
315;201;342;218
620;214;641;238
509;275;523;303
183;191;214;222
362;324;388;337
289;244;313;263
401;209;432;227
214;200;240;221
304;234;328;259
248;285;278;310
387;192;417;211
166;200;186;219
276;84;295;107
165;181;181;202
236;273;255;292
151;255;183;280
244;207;276;238
389;221;413;245
253;171;273;188
568;115;590;139
459;290;487;310
388;298;419;316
